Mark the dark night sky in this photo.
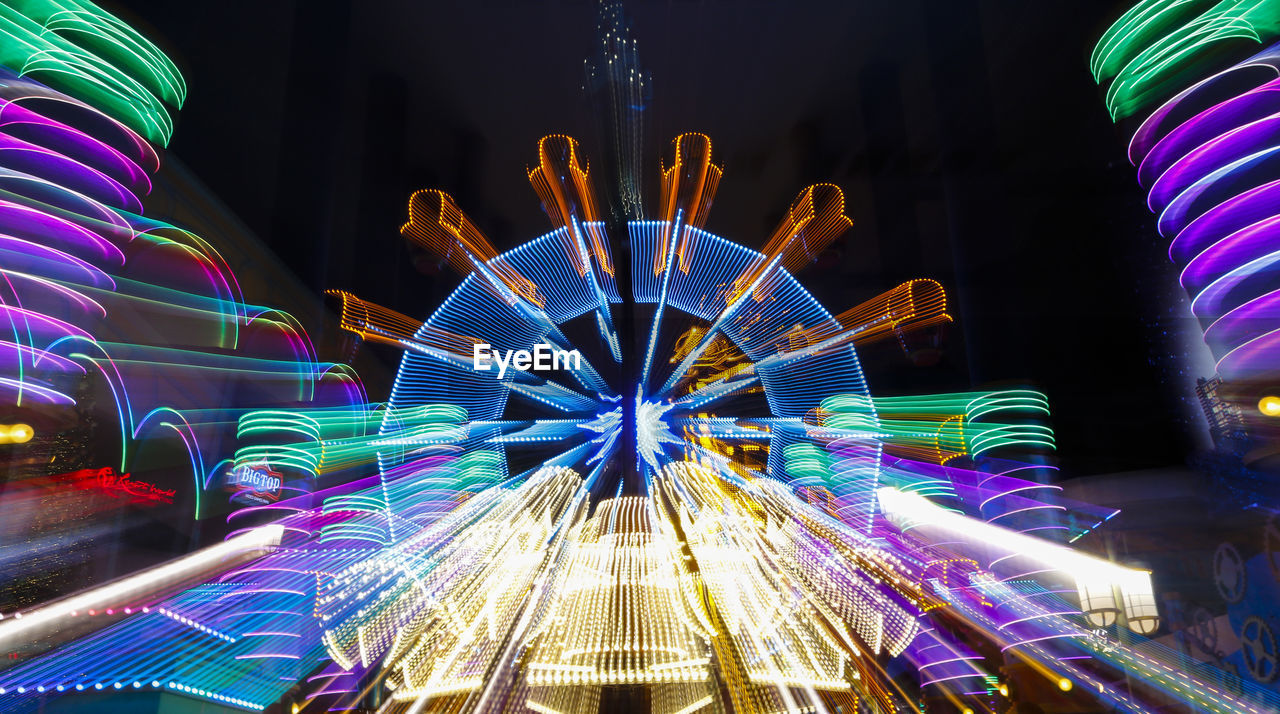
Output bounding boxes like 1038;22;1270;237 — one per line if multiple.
108;0;1212;476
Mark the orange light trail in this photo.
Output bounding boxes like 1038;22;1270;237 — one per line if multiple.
729;183;852;302
325;290;480;357
527;135;613;277
657;133;722;274
401;189;544;306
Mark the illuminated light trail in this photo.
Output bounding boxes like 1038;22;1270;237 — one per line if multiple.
878;487;1156;628
0;0;365;551
1090;0;1280;121
657;133;721;274
10;100;1256;709
0;524;283;651
1092;2;1280;445
0;2;371;709
656;183;854;399
521;497;714;687
730;183;852;301
586;0;649;224
326;289;482;356
402;189;545;309
815;278;952;351
1084;9;1280;703
7;129;1262;714
526;135;621;360
0;0;185;144
1;2;1261;711
818;391;1055;464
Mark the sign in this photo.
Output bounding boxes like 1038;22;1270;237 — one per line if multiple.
226;463;282;505
65;467;175;505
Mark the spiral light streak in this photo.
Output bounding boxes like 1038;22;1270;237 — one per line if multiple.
1093;2;1280;420
0;0;365;544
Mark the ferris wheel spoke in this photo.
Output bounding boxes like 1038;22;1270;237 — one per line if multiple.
639;211;685;395
670;369;761;410
655;254;783;400
504;379;600;414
